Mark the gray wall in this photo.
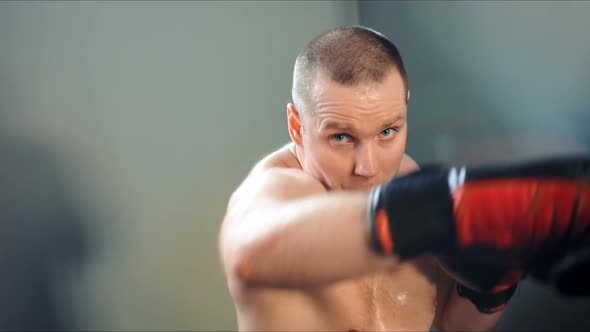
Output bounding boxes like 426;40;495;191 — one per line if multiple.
0;1;359;330
360;1;590;330
361;1;589;166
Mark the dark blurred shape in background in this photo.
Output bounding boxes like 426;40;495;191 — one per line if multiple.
0;126;88;331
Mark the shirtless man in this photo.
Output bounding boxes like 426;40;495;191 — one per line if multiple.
219;26;590;331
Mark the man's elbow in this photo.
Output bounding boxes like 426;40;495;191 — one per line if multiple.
228;249;258;286
220;234;256;287
221;230;278;288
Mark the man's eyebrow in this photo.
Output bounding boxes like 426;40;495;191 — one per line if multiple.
319;121;356;132
382;114;406;128
319;114;406;132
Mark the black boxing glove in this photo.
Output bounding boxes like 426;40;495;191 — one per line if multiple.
454;268;523;313
539;247;590;296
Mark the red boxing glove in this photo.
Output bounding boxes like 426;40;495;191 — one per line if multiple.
368;155;590;295
452;176;590;265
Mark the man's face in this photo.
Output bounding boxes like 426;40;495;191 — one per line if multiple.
294;70;408;191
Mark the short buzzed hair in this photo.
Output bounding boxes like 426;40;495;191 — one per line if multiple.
292;26;408;114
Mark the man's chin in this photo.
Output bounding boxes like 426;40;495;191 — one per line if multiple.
345;185;375;192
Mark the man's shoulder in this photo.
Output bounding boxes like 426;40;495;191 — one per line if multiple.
246;143;321;188
399;153;420;176
250;143;300;174
228;144;324;209
235;167;325;206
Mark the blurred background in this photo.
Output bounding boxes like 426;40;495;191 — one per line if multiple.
0;1;588;330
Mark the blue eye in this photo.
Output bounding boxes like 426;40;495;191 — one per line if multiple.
332;133;350;143
381;128;396;137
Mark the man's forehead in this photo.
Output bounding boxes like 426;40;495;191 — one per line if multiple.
355;84;383;102
311;70;406;103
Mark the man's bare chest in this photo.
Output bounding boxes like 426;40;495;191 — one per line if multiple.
312;258;439;331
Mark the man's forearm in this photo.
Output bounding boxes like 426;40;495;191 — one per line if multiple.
234;191;397;288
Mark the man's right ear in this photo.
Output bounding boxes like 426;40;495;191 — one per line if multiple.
287;103;303;147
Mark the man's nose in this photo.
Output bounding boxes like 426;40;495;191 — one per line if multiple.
354;143;378;178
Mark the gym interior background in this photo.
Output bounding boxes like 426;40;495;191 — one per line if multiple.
1;1;589;330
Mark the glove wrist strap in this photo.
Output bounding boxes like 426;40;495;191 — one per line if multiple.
457;282;518;314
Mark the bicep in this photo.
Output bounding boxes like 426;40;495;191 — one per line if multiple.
224;168;326;227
